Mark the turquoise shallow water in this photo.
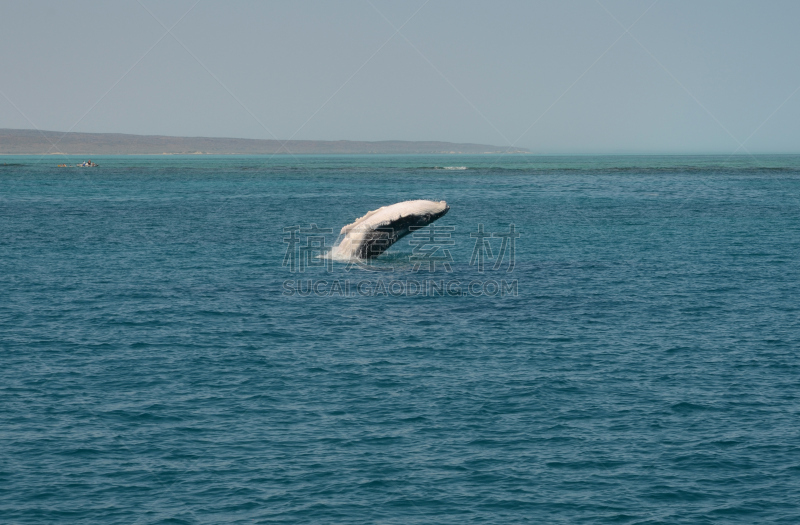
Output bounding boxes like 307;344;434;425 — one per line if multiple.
2;154;800;523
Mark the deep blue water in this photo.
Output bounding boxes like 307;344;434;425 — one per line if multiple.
2;154;800;523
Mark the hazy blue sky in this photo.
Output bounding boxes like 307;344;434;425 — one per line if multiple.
2;0;799;153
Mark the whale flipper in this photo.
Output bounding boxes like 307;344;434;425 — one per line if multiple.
332;200;449;260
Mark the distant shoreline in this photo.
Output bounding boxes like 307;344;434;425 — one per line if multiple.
0;129;529;155
0;151;532;157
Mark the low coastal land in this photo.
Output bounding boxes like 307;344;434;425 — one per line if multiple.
0;129;529;155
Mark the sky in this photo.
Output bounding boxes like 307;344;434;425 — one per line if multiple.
1;0;799;154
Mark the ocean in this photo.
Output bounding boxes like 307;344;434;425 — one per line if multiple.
2;154;799;523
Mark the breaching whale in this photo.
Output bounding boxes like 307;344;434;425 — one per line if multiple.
331;199;450;260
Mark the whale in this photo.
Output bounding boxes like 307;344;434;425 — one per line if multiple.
331;199;450;260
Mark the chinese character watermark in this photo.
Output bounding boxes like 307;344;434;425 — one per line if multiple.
409;224;455;272
283;223;333;273
469;223;519;272
282;222;521;295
